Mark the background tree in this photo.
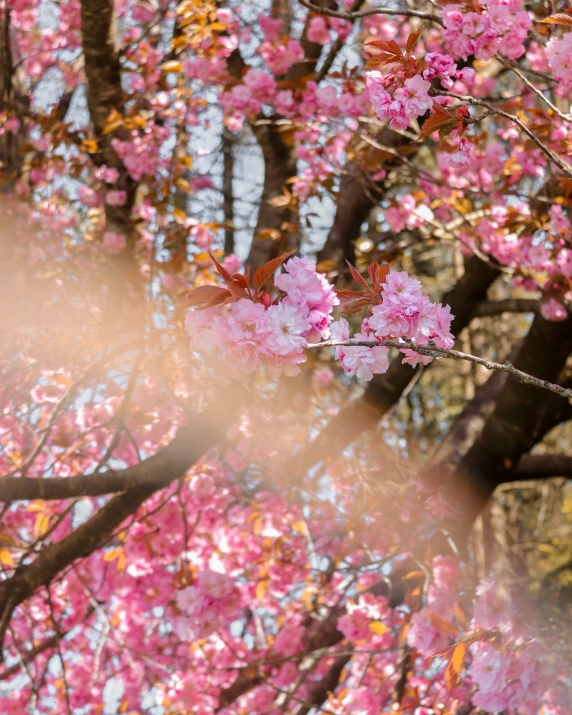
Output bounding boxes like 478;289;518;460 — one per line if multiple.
0;0;571;712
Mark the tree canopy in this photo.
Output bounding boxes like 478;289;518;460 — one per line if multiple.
0;0;571;712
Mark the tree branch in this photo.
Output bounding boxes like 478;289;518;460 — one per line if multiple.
511;454;572;481
310;338;572;402
0;387;247;658
472;298;543;318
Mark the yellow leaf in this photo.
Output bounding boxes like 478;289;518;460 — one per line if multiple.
0;548;14;567
172;208;187;224
256;580;268;602
252;516;264;536
291;520;307;535
369;620;389;635
103;546;124;562
34;513;50;538
445;642;467;690
301;587;314;612
9;451;22;466
427;611;460;636
161;61;183;72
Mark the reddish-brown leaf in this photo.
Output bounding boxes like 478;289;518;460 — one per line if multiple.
346;260;369;289
232;273;249;289
205;289;231;308
445;642;467;690
336;289;368;301
427;611;460;636
186;285;229;307
537;12;572;25
252;250;296;291
418;107;455;140
208;251;234;283
367;261;380;287
226;281;249;299
340;297;372;314
406;29;422;55
378;262;391;285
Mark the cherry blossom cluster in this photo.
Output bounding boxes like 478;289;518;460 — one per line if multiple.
173;568;242;640
407;558;563;715
186;257;454;381
331;269;454;380
365;45;474;131
441;0;532;61
546;32;572;92
186;256;339;376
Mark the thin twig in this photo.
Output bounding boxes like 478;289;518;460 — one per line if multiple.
309;339;572;401
297;0;444;25
497;55;571;122
434;90;572;180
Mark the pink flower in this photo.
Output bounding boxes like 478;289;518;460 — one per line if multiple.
365;70;392;120
394;75;432;117
462;12;486;37
401;349;433;367
191;224;215;249
307;16;330;45
407;610;451;656
227;299;269;348
263;302;310;356
313;367;334;386
105;190;127;206
79;185;102;208
340;342;389;381
93;165;120;183
470;642;510;704
275;256;338;315
556;249;572;278
541;298;568;322
102;231;126;254
5;116;20;132
222;253;243;274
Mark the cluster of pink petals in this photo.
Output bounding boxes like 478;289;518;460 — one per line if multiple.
111;123;170;181
220;69;278;130
331;270;455;381
186;257;338;376
365;52;474;131
442;0;532;61
173;568;241;640
546;32;572;92
366;72;433;130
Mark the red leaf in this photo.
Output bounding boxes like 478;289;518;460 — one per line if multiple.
186;285;229;307
226;281;249;299
418;106;455;140
406;29;422;55
367;261;380;287
252;250;296;291
205;289;231;308
232;273;249;289
378;262;390;285
537;12;572;25
336;289;368;301
340;297;372;314
208;251;234;283
346;260;369;289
